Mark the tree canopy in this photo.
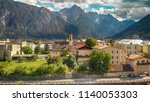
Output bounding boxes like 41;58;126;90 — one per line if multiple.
63;55;78;70
89;50;111;75
85;38;98;47
44;43;49;54
21;46;32;54
34;45;41;54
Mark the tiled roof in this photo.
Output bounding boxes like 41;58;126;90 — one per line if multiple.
92;45;108;50
75;42;85;49
78;45;92;50
128;54;143;60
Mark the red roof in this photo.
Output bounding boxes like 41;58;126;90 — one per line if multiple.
75;42;85;49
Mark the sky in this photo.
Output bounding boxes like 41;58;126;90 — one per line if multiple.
13;0;150;21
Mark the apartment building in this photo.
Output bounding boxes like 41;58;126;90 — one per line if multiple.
114;39;143;55
101;47;128;65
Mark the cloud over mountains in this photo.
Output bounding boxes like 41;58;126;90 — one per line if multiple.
13;0;150;21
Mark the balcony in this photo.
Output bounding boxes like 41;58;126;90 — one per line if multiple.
137;62;150;65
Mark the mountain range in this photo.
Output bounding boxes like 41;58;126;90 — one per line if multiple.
113;14;150;40
0;0;135;39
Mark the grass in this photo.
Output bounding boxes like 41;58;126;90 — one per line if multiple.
0;60;46;67
0;60;47;76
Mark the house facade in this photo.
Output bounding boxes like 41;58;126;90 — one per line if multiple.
128;54;150;73
101;47;128;65
114;39;143;55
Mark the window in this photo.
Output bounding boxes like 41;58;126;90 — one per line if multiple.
112;61;113;64
147;60;149;63
112;56;114;59
127;46;131;49
112;51;113;53
117;56;118;59
117;51;118;53
130;51;132;54
142;60;145;63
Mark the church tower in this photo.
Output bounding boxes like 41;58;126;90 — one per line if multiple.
68;33;73;45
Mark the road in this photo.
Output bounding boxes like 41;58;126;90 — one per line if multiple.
0;77;150;85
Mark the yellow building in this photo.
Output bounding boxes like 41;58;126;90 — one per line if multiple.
143;44;150;53
128;54;150;73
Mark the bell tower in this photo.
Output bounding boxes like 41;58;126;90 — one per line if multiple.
68;33;73;45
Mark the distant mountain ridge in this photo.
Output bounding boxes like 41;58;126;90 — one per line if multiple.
0;0;135;39
113;14;150;39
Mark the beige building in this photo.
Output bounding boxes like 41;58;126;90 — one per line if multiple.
101;47;128;65
77;45;128;65
128;54;150;73
50;33;77;58
77;46;92;65
0;42;21;60
6;43;21;58
0;39;11;45
114;39;143;55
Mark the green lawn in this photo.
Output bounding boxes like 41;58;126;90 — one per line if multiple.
0;60;47;76
0;60;46;68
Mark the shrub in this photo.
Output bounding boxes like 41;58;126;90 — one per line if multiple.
18;57;26;63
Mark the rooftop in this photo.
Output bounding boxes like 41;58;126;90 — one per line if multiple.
116;39;143;45
128;54;143;60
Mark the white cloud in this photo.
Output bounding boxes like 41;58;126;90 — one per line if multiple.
14;0;38;5
13;0;150;21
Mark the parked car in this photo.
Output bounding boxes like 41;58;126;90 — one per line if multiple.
119;74;127;78
137;73;146;78
128;74;137;78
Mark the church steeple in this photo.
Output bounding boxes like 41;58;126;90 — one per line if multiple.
68;33;73;45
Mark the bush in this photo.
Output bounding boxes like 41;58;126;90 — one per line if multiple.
18;57;26;63
55;63;68;74
63;55;77;70
89;50;111;75
21;46;32;54
30;55;38;61
36;64;49;75
75;64;87;72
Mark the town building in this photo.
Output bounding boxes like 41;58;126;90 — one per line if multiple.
77;44;128;66
50;33;77;58
142;41;150;54
128;54;150;73
114;39;143;55
77;45;92;65
0;42;21;60
101;47;128;65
